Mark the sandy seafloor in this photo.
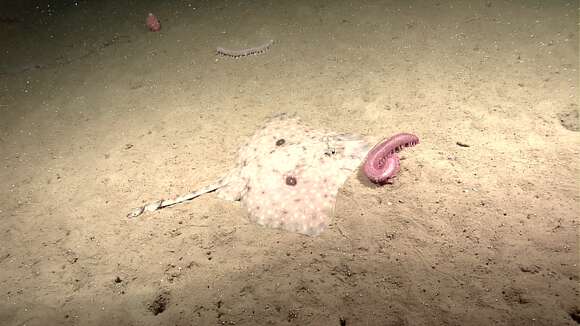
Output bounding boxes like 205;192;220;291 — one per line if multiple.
0;0;578;325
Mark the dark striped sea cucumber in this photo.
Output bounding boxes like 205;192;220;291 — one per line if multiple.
216;39;274;58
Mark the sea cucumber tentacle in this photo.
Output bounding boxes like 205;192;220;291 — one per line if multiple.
216;39;274;58
362;133;419;184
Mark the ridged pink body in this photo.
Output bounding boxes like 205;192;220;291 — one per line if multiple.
146;13;161;32
362;133;419;184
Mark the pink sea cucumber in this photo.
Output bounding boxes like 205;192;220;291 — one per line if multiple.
146;13;161;32
362;133;419;184
216;40;274;58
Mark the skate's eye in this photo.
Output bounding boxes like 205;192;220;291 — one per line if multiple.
285;176;297;186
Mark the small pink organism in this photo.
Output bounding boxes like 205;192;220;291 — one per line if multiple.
146;13;161;32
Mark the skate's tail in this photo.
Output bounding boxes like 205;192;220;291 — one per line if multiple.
127;181;226;218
